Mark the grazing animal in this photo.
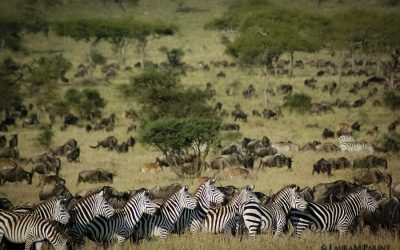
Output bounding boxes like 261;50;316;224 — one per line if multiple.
353;155;387;169
39;183;72;201
225;167;249;178
312;158;332;176
85;190;158;248
90;136;118;151
241;186;307;237
141;163;162;174
174;179;224;234
271;142;299;153
289;188;377;236
354;170;392;186
315;143;340;153
258;154;292;171
0;166;32;185
202;186;260;234
78;169;115;184
8;134;18;148
134;186;197;241
0;210;68;250
338;135;374;153
322;128;334;139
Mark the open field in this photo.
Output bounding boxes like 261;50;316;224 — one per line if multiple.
0;0;399;249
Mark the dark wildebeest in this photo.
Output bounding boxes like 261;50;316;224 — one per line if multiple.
354;170;392;186
0;135;6;148
258;154;292;171
0;166;32;185
66;147;80;162
8;134;18;148
63;114;79;126
39;183;72;201
217;71;226;78
315;143;340;153
353;155;388;169
214;102;222;112
0;147;19;159
150;183;182;202
327;157;351;170
116;142;129;153
78;169;115;184
262;108;281;120
27;153;60;169
312;158;332;176
231;109;248;122
31;161;61;186
127;124;137;133
299;187;314;202
90;136;118;151
322;128;335;139
300;141;321;151
127;136;136;147
312;180;359;203
217;185;238;205
210;157;230;170
221;144;239;155
358;197;400;233
352;121;361;131
254;146;277;158
0;197;14;210
245;136;270;154
221;123;240;131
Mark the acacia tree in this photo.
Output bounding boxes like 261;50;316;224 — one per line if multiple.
209;2;326;108
0;63;23;116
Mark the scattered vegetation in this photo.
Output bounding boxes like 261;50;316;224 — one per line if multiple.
284;93;312;114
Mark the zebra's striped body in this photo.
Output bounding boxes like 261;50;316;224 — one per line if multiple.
13;197;70;225
85;190;158;248
240;186;307;237
0;210;68;250
289;189;377;236
68;188;115;245
174;179;224;234
338;135;374;153
203;186;260;234
135;185;197;241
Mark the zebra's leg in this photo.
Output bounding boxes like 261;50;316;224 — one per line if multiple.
34;241;43;250
24;234;34;250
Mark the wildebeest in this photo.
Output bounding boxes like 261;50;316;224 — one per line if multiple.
244;136;270;153
254;146;277;158
39;183;72;201
127;124;137;133
262;108;281;120
0;166;32;185
312;158;332;176
322;128;335;139
310;102;335;115
300;141;321;151
150;183;182;201
231;109;248;122
0;135;6;147
315;142;340;153
0;197;14;210
210;157;229;170
63;113;79;127
278;84;293;95
258;154;292;171
312;180;359;203
299;187;314;202
224;167;249;178
221;144;239;155
8;134;18;148
221;123;240;131
354;170;392;186
115;142;129;153
217;71;226;78
127;136;136;147
327;157;351;170
353;155;388;169
31;161;61;186
351;121;361;131
22;114;40;127
90;136;118;151
78;168;115;184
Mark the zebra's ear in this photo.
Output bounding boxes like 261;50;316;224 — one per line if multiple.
184;185;189;192
143;189;150;197
246;185;255;191
210;178;216;185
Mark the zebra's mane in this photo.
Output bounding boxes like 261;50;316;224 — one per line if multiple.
194;179;210;198
158;189;181;210
270;184;298;203
71;189;104;209
341;187;367;202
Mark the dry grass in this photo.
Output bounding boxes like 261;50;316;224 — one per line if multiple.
0;0;399;249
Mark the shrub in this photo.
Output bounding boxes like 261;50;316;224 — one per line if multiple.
284;93;312;114
383;132;400;152
37;126;54;148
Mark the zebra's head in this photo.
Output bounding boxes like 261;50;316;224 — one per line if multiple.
288;187;308;211
203;178;224;205
360;189;378;212
54;197;71;225
178;185;197;209
138;189;158;216
240;185;260;205
93;189;115;219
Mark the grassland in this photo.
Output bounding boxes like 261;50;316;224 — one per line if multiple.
0;0;399;249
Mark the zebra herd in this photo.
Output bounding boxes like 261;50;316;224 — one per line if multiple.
0;179;379;250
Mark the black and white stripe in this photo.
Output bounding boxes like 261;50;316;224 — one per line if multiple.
0;210;68;250
135;185;197;241
85;189;158;248
13;197;70;225
202;186;260;234
240;186;307;237
289;188;377;236
174;179;225;234
338;135;374;153
68;187;115;245
338;135;357;144
271;142;299;154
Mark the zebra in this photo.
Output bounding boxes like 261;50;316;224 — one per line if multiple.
173;178;225;234
0;210;68;250
239;186;307;237
202;185;260;234
338;135;357;144
134;185;197;241
289;188;377;236
271;142;299;154
68;187;116;246
338;136;374;153
13;197;70;225
84;189;158;248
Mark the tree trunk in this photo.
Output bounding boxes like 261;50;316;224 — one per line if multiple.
362;57;367;70
376;57;381;77
337;58;343;85
88;41;96;82
289;51;294;77
390;71;394;91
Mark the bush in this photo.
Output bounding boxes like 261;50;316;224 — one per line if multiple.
284;93;312;114
37;126;54;148
383;132;400;152
91;50;107;65
383;92;400;111
64;88;106;117
166;48;185;67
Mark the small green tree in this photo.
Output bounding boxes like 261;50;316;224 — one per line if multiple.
383;92;400;111
37;126;54;148
0;61;23;116
166;48;185;67
284;93;312;114
0;17;23;51
64;88;106;118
